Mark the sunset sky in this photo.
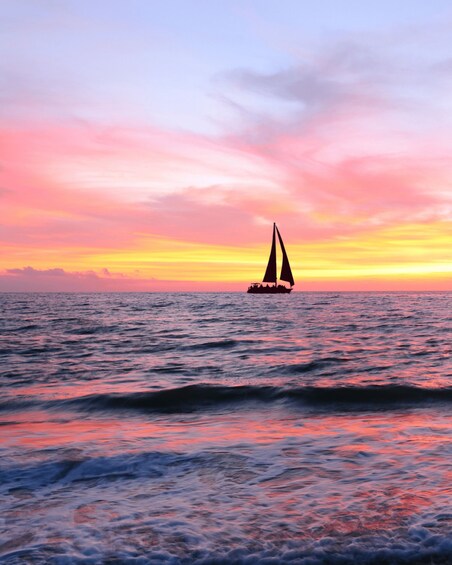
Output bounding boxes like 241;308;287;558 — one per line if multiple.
1;0;451;291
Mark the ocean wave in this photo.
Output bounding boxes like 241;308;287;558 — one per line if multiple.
0;384;432;417
68;384;452;412
0;451;173;491
2;384;452;415
0;449;257;493
283;356;352;373
183;339;240;350
64;383;276;413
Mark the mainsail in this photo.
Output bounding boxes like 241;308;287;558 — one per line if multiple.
276;225;295;286
262;223;277;283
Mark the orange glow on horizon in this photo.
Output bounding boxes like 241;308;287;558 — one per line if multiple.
1;219;451;291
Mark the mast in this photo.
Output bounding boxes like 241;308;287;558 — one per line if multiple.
275;225;295;286
263;223;277;285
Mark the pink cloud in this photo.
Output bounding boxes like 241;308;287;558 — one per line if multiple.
0;266;245;292
1;113;451;261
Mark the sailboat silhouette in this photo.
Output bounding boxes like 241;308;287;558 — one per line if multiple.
247;223;295;294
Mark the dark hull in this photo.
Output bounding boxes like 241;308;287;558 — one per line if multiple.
247;286;292;294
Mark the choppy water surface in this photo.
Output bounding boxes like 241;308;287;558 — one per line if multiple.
1;292;451;564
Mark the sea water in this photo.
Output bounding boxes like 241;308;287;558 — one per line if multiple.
0;292;451;564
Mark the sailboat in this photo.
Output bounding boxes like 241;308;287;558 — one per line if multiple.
247;223;295;294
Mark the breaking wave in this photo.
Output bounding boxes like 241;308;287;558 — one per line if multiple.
63;383;452;412
1;384;448;415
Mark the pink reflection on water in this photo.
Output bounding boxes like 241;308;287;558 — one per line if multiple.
3;406;450;455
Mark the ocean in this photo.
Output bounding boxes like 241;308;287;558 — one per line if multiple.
0;292;451;564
